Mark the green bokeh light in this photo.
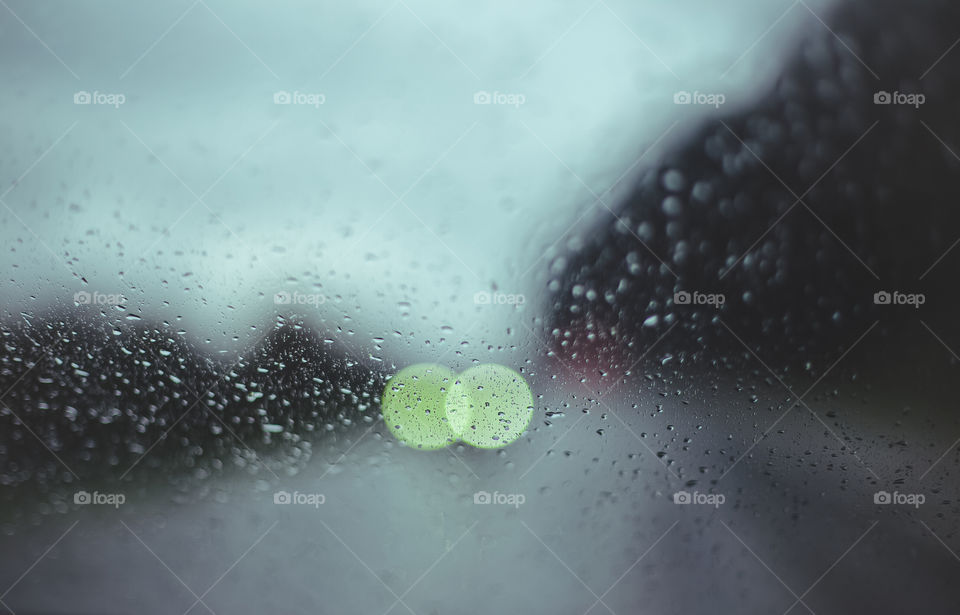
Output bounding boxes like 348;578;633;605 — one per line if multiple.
382;362;534;451
446;364;534;449
381;363;456;450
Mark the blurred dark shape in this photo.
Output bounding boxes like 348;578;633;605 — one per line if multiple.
549;0;960;372
0;314;381;522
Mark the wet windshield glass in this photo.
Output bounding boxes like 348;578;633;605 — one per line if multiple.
2;1;959;613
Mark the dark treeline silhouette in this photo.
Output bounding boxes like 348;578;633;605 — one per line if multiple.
0;314;382;523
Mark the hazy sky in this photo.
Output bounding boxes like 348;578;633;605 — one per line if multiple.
1;0;835;363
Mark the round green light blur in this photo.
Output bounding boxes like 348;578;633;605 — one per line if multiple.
382;363;456;450
446;364;534;449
